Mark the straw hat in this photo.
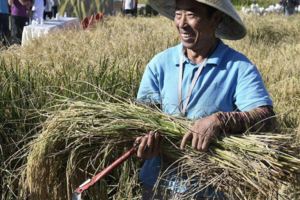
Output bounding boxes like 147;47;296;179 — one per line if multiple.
148;0;247;40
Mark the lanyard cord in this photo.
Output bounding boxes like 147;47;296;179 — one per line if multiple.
178;55;207;116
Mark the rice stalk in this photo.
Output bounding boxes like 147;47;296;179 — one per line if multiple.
20;98;300;200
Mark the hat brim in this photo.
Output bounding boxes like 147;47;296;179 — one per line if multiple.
148;0;247;40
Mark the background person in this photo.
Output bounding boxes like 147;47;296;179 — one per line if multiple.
280;0;299;15
0;0;10;45
8;0;32;44
51;0;58;17
31;0;44;21
44;0;54;19
123;0;137;17
135;0;276;199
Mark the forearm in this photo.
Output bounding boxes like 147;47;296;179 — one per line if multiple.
215;106;276;134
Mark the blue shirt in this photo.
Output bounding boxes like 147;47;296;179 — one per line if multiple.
0;0;9;14
137;40;273;187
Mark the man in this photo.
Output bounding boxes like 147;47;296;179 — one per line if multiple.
0;0;10;45
8;0;32;44
135;0;276;199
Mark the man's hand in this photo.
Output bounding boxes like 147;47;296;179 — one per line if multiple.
135;131;161;159
180;114;221;151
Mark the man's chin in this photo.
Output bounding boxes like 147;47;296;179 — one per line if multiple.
181;42;196;50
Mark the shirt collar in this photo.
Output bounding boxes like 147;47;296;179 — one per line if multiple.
176;39;227;67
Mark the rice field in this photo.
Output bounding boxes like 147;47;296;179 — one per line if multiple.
0;13;300;199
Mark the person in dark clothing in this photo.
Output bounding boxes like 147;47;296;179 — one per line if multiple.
51;0;58;17
8;0;32;44
280;0;299;15
44;0;52;19
123;0;137;16
0;0;10;45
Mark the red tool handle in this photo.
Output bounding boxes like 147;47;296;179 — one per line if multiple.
74;147;136;194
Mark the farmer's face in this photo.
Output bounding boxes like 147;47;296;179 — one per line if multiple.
174;0;219;50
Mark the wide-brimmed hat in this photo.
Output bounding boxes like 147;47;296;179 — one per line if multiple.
148;0;247;40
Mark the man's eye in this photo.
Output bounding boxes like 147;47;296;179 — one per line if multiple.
175;11;182;16
175;11;182;19
186;12;196;18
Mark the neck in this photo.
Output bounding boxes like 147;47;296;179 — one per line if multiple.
185;38;219;64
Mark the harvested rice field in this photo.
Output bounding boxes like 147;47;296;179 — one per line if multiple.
0;13;300;200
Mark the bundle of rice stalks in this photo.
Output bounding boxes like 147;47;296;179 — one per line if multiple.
21;99;186;200
173;134;300;199
21;98;300;200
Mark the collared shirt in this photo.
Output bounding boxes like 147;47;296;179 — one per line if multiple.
0;0;9;14
137;40;273;187
137;40;272;119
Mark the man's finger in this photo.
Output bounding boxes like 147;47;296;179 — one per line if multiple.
135;136;142;144
137;136;147;158
192;133;198;149
180;132;193;149
196;130;205;151
147;131;154;152
201;135;212;152
153;132;161;155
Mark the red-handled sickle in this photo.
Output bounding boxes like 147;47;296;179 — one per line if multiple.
72;146;137;200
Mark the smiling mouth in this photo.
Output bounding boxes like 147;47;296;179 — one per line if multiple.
181;32;194;40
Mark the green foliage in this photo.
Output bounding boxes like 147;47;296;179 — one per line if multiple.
232;0;279;7
58;0;112;19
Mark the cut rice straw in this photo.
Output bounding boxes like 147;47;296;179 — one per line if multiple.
20;97;300;200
